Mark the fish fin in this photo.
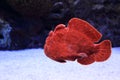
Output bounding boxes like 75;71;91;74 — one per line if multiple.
48;31;54;36
54;59;66;63
94;40;111;62
54;24;66;32
77;53;88;58
77;54;95;65
68;18;102;42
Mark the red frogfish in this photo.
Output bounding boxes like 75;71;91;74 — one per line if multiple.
44;18;112;65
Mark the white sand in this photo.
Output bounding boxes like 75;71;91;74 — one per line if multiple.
0;47;120;80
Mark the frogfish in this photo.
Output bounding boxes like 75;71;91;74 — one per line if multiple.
44;18;112;65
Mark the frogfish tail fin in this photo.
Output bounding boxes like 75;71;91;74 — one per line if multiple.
94;40;112;62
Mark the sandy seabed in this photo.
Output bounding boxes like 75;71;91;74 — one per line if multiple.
0;47;120;80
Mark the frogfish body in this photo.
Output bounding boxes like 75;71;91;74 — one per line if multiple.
44;18;111;65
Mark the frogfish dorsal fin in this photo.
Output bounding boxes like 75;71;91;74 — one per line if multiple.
68;18;102;42
54;24;66;32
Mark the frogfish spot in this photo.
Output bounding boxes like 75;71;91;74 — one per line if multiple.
44;18;112;65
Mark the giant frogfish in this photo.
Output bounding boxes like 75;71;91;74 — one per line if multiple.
44;18;111;65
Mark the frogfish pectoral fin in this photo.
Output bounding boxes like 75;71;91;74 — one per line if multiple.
94;40;111;62
77;53;88;58
77;54;95;65
63;53;88;61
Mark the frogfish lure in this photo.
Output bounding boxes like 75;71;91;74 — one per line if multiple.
44;18;112;65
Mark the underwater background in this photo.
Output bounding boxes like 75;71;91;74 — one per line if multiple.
0;0;120;50
0;0;120;80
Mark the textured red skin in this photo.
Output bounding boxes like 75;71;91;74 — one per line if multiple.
44;18;112;65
